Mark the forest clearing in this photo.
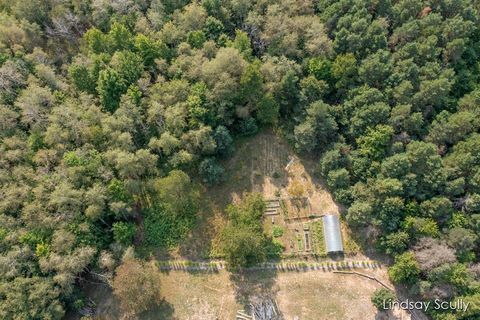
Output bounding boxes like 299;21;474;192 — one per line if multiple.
74;132;405;320
2;0;480;319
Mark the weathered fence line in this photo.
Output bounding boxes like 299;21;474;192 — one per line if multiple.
155;260;383;273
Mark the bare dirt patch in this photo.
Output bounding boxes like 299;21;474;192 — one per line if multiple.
208;130;339;214
145;270;238;320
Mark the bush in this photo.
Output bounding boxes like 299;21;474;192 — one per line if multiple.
237;117;258;136
112;222;136;245
371;288;396;310
144;205;195;248
272;226;284;238
199;157;225;185
214;126;234;157
266;238;284;258
220;223;268;270
257;94;279;125
219;193;280;270
187;30;206;49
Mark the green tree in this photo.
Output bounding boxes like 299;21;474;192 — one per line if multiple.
294;101;338;153
134;34;168;67
211;125;233;156
199;157;224;185
154;170;199;217
347;201;373;228
228;30;252;59
447;227;477;255
97;68;127;112
187;30;207;48
332;53;357;91
203;16;223;40
220;223;268;270
358;50;391;88
0;277;64;319
110;51;143;85
388;252;420;284
308;57;333;83
239;60;264;108
356;125;394;160
256;94;279;125
219;193;276;270
406;141;446;201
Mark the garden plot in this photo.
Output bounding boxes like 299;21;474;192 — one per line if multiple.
266;218;328;257
210;130;338;212
204;130;358;259
250;132;290;198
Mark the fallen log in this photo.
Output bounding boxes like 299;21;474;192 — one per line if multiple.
333;270;394;290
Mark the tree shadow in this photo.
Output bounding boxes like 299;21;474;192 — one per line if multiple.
140;299;175;320
229;269;284;319
328;252;346;261
374;310;403;320
299;153;346;214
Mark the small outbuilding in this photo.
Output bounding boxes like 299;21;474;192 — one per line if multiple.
322;214;344;253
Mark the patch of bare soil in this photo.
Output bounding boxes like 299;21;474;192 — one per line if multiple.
207;130;339;211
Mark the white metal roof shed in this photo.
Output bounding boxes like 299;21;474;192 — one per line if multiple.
323;214;344;253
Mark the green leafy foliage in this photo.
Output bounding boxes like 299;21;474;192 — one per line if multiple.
220;193;280;270
371;288;396;310
272;226;284;238
112;222;137;245
144;171;199;248
388;252;420;284
199;157;224;185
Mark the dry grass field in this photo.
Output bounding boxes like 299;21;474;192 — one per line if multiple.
81;268;404;320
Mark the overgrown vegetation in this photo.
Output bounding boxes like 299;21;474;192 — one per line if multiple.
219;193;282;270
312;220;327;257
1;0;480;318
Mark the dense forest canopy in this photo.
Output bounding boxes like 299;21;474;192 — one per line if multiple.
1;0;480;319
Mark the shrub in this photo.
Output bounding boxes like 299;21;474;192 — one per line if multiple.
371;288;396;310
220;223;268;269
112;222;136;245
144;205;195;248
272;226;284;238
